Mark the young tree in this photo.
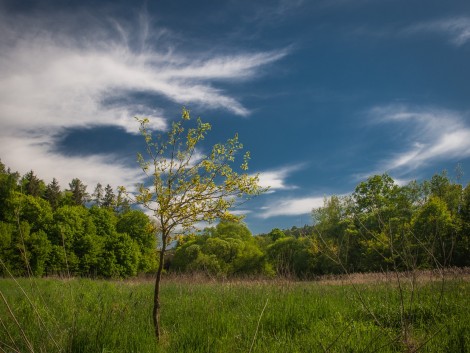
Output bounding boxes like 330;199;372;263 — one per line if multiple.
125;108;265;340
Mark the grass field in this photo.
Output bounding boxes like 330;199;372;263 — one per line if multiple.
0;271;469;353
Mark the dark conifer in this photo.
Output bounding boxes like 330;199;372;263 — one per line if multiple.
92;183;104;207
102;184;115;208
68;178;89;206
45;178;62;209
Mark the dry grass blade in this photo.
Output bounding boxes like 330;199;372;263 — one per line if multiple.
0;315;21;353
248;298;268;353
0;290;34;353
0;259;62;352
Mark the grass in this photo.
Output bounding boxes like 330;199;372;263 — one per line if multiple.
0;272;469;353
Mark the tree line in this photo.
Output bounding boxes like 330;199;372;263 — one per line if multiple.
0;160;158;278
172;171;470;278
1;159;469;279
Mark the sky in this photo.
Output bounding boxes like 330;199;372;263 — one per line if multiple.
1;0;470;234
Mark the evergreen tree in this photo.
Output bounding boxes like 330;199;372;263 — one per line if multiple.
68;178;89;206
22;170;45;197
102;184;115;208
92;183;104;207
45;178;62;210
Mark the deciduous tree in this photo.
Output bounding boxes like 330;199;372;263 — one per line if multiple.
126;108;265;340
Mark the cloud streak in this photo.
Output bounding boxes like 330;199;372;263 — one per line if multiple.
258;195;325;218
406;17;470;46
369;104;470;175
255;164;306;192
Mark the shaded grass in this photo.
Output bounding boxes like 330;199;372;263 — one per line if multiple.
0;275;469;352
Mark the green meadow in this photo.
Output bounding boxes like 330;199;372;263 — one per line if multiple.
1;273;469;353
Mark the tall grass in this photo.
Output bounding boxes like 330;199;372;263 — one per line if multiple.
0;274;469;352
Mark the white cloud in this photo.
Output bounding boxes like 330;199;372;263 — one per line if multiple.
255;164;306;192
258;196;325;218
230;209;252;216
0;133;143;189
0;9;287;189
406;17;470;46
159;52;287;82
369;104;470;174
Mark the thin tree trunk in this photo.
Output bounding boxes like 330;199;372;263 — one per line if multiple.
153;240;166;340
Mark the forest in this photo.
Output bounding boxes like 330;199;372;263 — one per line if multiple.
1;159;469;279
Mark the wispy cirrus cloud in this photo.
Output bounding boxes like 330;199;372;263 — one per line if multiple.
405;17;470;46
253;163;328;219
255;164;306;192
0;8;287;188
369;104;470;175
258;195;326;219
350;16;470;48
0;13;287;132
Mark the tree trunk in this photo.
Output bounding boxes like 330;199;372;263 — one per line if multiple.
153;240;166;340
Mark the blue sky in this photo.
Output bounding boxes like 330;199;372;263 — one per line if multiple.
1;0;470;233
